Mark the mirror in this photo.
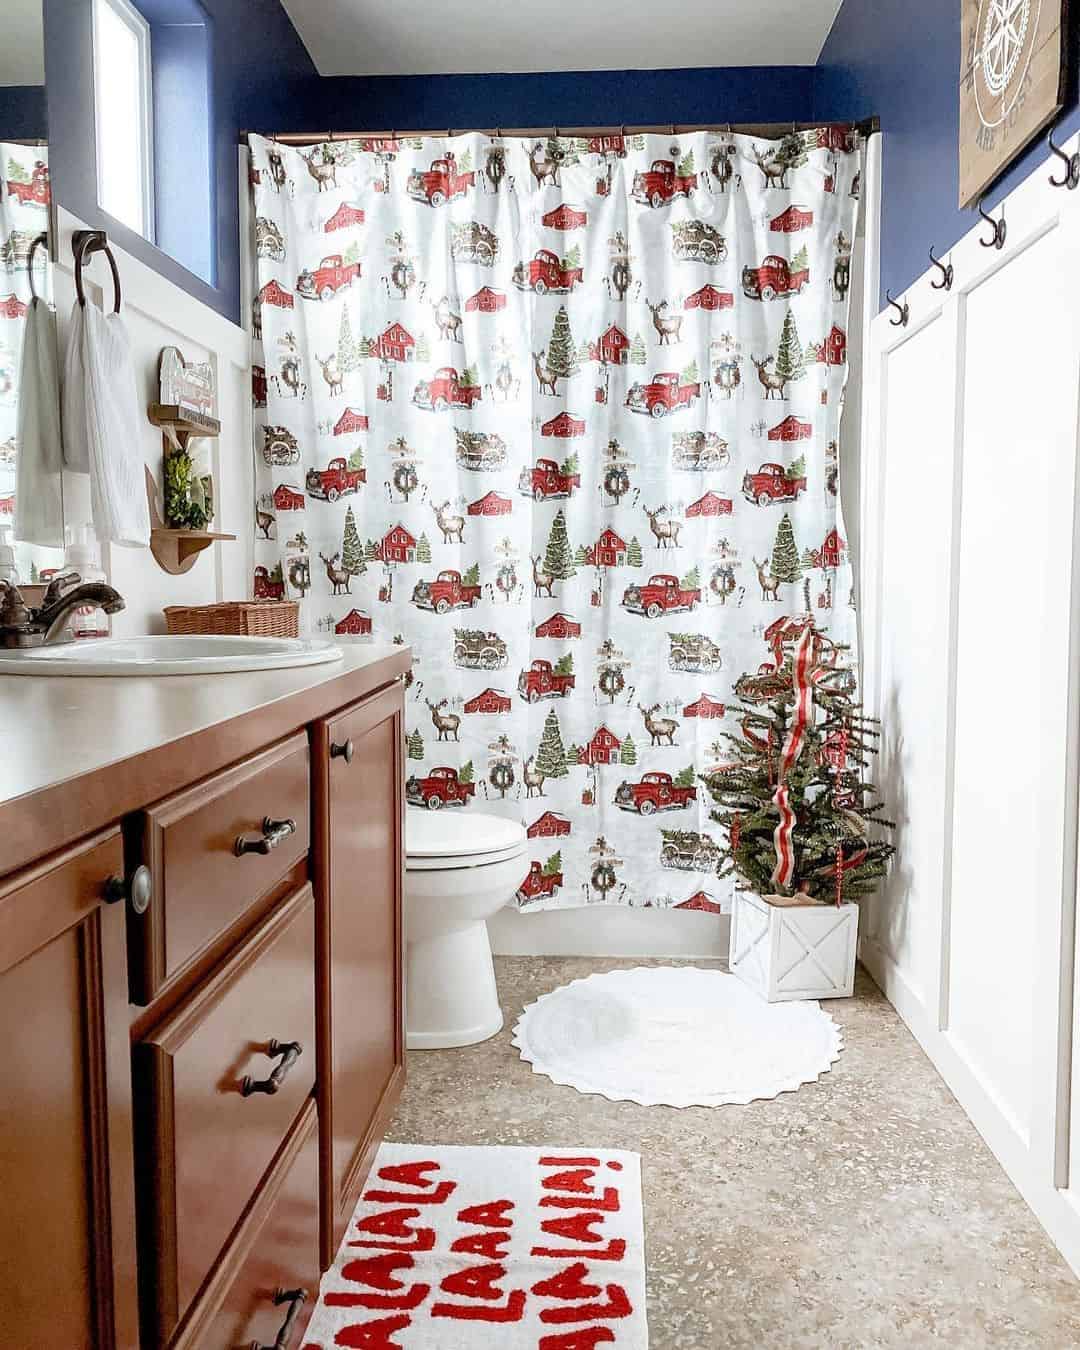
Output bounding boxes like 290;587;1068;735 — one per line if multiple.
0;1;62;589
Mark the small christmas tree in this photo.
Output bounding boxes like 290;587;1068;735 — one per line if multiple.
337;305;362;373
461;363;480;389
561;452;579;476
770;513;801;584
620;734;637;766
775;131;809;176
790;244;810;274
674;764;696;788
680;565;700;590
544;509;576;580
789;454;806;481
536;709;570;780
627;536;644;568
415;334;431;363
341;507;365;576
573;544;591;568
554;652;574;676
416;532;432;564
347;446;364;471
407;729;425;760
629;331;647;365
677;148;696;177
458;759;474;785
775;309;806;389
547;306;580;382
702;627;895;903
462;562;481;588
542;851;562;877
682;359;699;384
563;244;582;271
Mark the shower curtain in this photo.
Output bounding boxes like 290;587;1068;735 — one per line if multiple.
248;128;861;913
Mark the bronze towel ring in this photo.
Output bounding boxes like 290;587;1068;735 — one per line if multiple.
72;229;122;313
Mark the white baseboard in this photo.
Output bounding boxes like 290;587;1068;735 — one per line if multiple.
861;938;1080;1278
488;907;729;959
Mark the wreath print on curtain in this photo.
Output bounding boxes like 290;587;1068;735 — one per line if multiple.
249;128;862;914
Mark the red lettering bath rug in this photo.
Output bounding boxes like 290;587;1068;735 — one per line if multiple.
303;1143;648;1349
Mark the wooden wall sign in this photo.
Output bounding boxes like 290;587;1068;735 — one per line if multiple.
960;0;1068;207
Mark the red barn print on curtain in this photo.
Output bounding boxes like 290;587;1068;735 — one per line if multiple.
249;128;862;913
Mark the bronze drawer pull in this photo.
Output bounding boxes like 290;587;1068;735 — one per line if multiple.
234;817;296;857
330;738;354;764
251;1286;307;1349
103;865;153;916
241;1039;303;1097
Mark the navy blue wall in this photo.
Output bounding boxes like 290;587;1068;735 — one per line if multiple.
44;0;317;322
815;0;1080;307
305;66;816;135
0;86;48;141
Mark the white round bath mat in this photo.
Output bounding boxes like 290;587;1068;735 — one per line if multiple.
512;966;843;1107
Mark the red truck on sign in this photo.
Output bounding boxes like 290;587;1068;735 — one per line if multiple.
516;860;563;904
407;154;475;206
742;254;809;301
622;574;701;618
296;254;361;301
413;367;482;412
519;457;580;500
306;456;365;501
625;371;701;418
406;767;476;810
518;660;575;703
411;570;482;614
632;159;697;207
615;772;698;815
742;462;807;506
512;248;583;295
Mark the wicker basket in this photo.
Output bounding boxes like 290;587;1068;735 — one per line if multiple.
163;600;300;639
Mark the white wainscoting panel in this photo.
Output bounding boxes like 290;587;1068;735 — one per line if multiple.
861;133;1080;1275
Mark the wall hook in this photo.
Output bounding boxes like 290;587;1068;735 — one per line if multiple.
72;229;121;313
928;245;954;291
1047;124;1080;189
885;289;909;327
977;197;1007;249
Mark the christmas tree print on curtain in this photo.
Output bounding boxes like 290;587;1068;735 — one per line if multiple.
249;126;862;912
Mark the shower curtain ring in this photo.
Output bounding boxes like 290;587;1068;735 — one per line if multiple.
885;289;909;328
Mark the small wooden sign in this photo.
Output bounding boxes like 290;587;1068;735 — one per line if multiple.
960;0;1068;208
158;345;217;423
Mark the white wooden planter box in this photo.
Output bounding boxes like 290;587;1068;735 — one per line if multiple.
728;891;858;1002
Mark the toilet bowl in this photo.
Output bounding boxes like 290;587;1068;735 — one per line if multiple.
404;808;527;1050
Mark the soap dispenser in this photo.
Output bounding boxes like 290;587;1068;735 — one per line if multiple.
0;527;18;586
62;527;110;640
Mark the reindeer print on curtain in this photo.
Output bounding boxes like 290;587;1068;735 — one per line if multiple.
249;128;861;913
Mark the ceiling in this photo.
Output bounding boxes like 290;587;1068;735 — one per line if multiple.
0;0;44;87
280;0;845;78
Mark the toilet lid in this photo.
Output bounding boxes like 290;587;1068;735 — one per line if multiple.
406;808;526;870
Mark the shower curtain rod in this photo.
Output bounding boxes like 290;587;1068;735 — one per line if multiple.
241;116;879;147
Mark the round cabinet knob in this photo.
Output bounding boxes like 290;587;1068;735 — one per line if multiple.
330;738;354;764
103;865;153;916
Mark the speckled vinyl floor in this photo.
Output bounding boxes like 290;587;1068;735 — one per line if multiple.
385;957;1080;1349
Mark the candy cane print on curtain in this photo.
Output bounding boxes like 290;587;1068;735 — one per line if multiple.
248;128;862;914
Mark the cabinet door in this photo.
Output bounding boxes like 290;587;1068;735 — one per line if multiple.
0;830;139;1350
314;680;405;1264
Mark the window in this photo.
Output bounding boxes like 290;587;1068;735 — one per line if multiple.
92;0;154;240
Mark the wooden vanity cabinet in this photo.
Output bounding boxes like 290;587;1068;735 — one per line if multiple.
0;829;140;1350
314;682;406;1265
0;654;408;1349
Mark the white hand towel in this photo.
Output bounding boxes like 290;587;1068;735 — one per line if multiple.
63;301;150;547
14;297;65;547
61;301;89;472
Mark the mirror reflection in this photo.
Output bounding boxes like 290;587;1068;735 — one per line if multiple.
0;1;62;590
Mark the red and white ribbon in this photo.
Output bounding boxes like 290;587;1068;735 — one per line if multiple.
770;624;830;891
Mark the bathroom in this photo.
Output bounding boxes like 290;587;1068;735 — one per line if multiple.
4;0;1080;1345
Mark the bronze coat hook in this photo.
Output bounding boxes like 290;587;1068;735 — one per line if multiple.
928;245;954;291
885;289;909;328
72;229;121;312
977;197;1007;249
1047;124;1080;189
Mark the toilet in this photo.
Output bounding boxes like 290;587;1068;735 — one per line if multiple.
404;808;527;1049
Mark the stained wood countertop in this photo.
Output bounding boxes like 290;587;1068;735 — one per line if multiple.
0;640;411;875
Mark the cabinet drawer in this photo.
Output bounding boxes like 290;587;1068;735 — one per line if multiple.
172;1099;320;1350
134;885;316;1345
131;733;310;1000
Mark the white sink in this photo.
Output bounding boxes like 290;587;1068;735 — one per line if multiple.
0;634;345;676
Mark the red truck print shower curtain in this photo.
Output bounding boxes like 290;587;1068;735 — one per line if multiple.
249;128;862;913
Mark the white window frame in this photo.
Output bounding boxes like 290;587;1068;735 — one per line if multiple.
92;0;155;242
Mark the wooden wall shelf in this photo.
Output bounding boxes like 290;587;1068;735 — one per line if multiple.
144;464;235;576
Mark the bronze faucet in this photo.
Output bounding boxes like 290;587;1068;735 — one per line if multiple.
0;572;125;648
